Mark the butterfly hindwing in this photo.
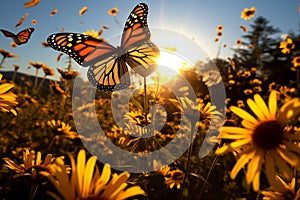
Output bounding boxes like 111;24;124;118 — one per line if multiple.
87;54;130;91
126;40;160;77
121;3;150;49
47;33;116;67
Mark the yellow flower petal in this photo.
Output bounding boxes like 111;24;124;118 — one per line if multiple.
268;90;277;119
276;148;300;170
82;156;97;197
230;147;256;179
222;127;253;135
116;186;145;200
94;164;111;194
77;149;86;196
215;144;232;155
265;151;281;190
273;149;293;181
241;120;255;129
254;93;271;118
246;149;263;185
252;169;261;192
230;138;252;148
230;106;257;124
247;98;266;120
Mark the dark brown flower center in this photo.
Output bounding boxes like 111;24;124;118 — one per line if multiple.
172;171;184;180
286;43;294;49
252;120;283;150
245;10;254;16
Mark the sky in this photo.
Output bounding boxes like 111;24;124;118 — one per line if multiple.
0;0;299;80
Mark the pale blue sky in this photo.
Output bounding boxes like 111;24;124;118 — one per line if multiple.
0;0;299;79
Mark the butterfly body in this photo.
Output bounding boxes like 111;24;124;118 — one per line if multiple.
47;3;160;92
0;28;34;45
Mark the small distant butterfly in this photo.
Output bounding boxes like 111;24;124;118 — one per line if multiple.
0;28;34;45
24;0;40;8
47;3;160;92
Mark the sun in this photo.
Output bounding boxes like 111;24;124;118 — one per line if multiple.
156;49;190;80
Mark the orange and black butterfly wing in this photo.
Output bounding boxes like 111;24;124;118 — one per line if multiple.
121;3;150;49
47;32;130;91
1;28;34;45
87;55;130;92
47;32;115;66
0;29;15;37
121;3;159;76
16;28;34;45
126;40;160;77
0;29;19;44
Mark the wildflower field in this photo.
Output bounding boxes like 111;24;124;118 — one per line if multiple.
0;1;300;200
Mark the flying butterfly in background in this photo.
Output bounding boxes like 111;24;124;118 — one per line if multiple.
47;3;160;92
0;28;34;45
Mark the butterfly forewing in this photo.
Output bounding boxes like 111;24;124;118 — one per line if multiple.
121;3;150;49
87;55;130;91
47;33;115;66
0;30;15;37
126;40;160;77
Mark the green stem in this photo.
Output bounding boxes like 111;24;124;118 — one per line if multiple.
36;75;46;92
34;69;39;88
179;122;196;200
29;180;39;200
47;136;56;151
12;70;16;82
144;77;148;124
0;56;6;69
197;155;219;199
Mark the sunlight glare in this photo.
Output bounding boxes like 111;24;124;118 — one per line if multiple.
157;49;189;73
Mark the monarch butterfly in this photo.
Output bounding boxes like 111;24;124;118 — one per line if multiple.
47;3;160;92
0;28;34;45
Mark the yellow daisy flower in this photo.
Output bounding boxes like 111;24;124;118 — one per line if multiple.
165;169;184;189
279;38;295;54
10;42;17;48
125;110;151;127
236;39;242;45
31;19;37;25
216;25;224;32
108;7;119;16
0;74;18;115
241;7;256;20
3;149;53;178
291;56;300;70
215;91;300;191
47;119;78;139
83;29;99;39
261;176;300;199
57;68;79;80
178;97;221;120
42;149;145;200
